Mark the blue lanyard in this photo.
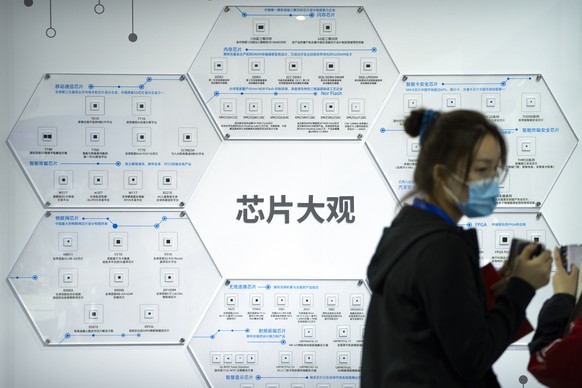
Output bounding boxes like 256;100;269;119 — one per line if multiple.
412;198;456;226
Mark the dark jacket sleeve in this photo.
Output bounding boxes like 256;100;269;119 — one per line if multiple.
417;236;535;383
528;293;575;354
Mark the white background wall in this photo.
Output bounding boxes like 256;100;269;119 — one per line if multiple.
1;0;581;387
1;1;11;387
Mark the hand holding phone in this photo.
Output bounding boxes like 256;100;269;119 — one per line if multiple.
511;240;552;290
508;238;544;268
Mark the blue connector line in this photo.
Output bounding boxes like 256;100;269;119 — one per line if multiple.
78;215;186;229
59;161;121;166
441;76;532;88
379;128;404;133
8;275;38;281
206;90;318;105
59;331;142;344
87;76;180;91
192;328;250;340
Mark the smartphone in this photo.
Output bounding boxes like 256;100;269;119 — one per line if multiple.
562;244;582;326
559;244;582;273
508;238;544;267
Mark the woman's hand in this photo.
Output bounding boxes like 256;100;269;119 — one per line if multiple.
512;244;552;290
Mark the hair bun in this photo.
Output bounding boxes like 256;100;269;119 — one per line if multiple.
404;109;440;144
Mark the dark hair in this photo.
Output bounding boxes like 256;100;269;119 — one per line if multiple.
403;109;507;199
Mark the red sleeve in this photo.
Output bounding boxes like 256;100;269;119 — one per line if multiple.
528;318;582;388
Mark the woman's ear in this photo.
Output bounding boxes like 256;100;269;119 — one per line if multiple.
432;164;447;185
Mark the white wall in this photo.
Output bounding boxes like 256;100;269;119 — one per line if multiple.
2;0;581;387
0;2;12;387
1;0;11;387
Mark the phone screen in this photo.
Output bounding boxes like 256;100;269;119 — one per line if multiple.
561;245;582;273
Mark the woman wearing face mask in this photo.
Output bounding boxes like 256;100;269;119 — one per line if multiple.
361;109;552;388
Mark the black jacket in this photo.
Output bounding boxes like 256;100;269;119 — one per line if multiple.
361;205;535;387
529;293;575;354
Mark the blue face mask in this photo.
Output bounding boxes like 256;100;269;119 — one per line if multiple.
444;177;500;218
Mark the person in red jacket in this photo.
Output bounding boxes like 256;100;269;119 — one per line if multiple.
528;248;581;388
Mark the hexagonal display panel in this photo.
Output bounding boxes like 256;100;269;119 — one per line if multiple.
366;74;577;208
7;211;221;345
7;74;221;208
189;279;370;387
189;6;399;140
